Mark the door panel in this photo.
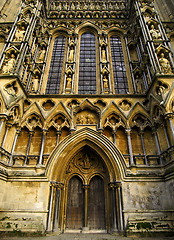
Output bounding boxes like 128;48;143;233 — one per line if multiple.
88;176;105;229
66;176;84;229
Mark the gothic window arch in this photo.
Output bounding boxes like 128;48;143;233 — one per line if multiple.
109;35;129;94
78;32;97;94
46;35;67;94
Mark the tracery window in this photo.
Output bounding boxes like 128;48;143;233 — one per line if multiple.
78;32;96;94
110;36;128;94
46;36;66;94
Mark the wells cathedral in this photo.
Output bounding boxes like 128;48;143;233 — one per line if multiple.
0;0;174;236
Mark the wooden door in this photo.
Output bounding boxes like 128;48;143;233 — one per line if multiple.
88;176;105;229
66;176;84;230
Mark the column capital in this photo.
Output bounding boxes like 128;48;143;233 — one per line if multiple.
164;113;174;120
42;129;48;135
125;128;131;135
50;181;64;189
29;130;35;136
109;181;122;189
0;114;8;121
83;184;90;190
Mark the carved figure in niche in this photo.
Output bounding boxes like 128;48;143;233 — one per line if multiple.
25;12;31;22
77;115;85;124
115;3;119;10
83;3;88;10
89;2;95;10
68;45;74;63
10;106;19;121
57;3;62;11
119;100;131;111
120;3;125;10
2;53;16;74
159;53;172;74
149;25;161;40
101;46;107;63
102;2;107;10
103;75;109;92
108;2;113;10
63;2;68;10
65;74;72;93
76;2;81;10
156;81;168;95
96;3;100;10
71;3;75;10
14;26;25;42
37;46;46;62
31;75;40;93
4;82;17;97
135;74;144;94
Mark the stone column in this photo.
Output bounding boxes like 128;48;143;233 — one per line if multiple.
47;183;54;232
24;131;34;166
83;185;89;231
56;130;62;145
125;128;134;166
165;114;174;145
8;129;21;166
112;129;117;145
0;116;7;134
37;129;47;166
53;182;64;232
152;127;162;165
109;183;118;232
139;130;147;165
116;183;124;232
1;123;11;148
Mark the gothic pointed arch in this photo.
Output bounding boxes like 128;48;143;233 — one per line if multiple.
46;127;126;182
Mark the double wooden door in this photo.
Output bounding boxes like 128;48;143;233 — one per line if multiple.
66;175;105;230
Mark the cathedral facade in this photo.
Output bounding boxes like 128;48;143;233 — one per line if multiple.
0;0;174;236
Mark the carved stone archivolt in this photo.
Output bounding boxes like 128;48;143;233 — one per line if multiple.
76;110;98;125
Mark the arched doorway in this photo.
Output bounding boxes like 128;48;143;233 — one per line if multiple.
65;147;108;232
46;128;124;234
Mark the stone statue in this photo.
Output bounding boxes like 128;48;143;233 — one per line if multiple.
71;3;75;10
68;46;74;63
159;53;172;74
83;3;88;10
101;46;107;63
31;75;40;92
149;25;161;40
37;47;46;62
57;3;62;11
135;75;144;94
120;3;125;10
14;26;25;41
108;3;113;10
96;3;100;10
66;74;72;89
103;75;109;89
2;54;16;74
115;3;119;10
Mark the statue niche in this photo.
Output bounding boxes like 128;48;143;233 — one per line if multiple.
158;53;172;74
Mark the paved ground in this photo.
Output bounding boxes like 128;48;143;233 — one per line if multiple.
0;233;174;240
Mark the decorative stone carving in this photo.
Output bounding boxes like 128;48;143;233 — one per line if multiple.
68;40;75;63
156;81;168;95
31;74;40;93
132;115;150;130
101;45;107;63
135;74;144;94
65;66;74;93
2;53;16;74
37;46;46;62
158;53;172;74
103;75;109;93
149;24;161;40
42;99;55;110
66;148;106;175
119;100;131;111
14;25;26;42
4;81;17;97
